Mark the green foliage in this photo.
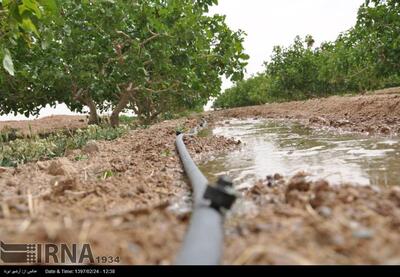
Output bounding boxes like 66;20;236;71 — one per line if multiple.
0;125;129;167
175;124;188;134
100;169;115;180
118;115;137;125
0;0;61;118
215;0;400;109
214;74;270;108
160;148;172;157
0;125;17;141
1;0;248;126
0;0;58;75
196;128;212;138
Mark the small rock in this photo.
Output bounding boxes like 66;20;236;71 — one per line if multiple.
47;158;77;176
365;126;376;134
248;182;264;195
330;234;346;246
336;119;351;127
254;223;274;232
314;179;330;191
127;242;142;256
50;177;77;195
309;116;329;125
286;174;310;192
5;181;13;188
389;187;400;207
285;190;309;205
380;126;391;134
83;140;99;154
65;148;81;157
136;185;146;194
317;206;332;218
120;192;135;198
385;118;396;124
11;203;29;213
110;158;128;172
37;161;50;170
310;180;335;208
315;226;345;247
352;229;374;239
265;175;274;187
48;161;65;176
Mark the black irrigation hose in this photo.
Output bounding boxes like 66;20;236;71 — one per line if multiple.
174;132;236;265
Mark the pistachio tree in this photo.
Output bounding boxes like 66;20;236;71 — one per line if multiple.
0;0;58;75
0;0;58;116
12;0;247;125
215;0;400;109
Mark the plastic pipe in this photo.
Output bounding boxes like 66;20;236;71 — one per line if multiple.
174;134;224;265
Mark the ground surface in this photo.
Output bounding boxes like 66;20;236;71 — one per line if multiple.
1;92;400;264
0;115;87;137
212;92;400;136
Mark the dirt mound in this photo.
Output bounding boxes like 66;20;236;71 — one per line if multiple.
212;94;400;135
0;117;239;264
224;174;400;265
0;115;87;137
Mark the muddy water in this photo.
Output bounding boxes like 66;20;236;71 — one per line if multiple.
200;119;400;189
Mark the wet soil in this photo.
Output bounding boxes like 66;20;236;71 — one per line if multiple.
211;93;400;136
201;119;400;188
0;92;400;265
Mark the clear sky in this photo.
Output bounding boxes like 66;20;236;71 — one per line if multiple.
210;0;365;89
0;0;365;120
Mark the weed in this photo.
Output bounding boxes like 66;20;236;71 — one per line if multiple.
74;154;89;161
197;128;212;138
100;170;115;180
0;125;130;167
160;149;172;157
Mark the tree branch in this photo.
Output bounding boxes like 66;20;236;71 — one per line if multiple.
140;33;161;47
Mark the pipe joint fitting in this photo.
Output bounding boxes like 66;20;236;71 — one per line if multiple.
203;176;237;214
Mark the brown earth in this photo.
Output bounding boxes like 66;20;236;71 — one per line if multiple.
224;174;400;265
0;116;239;264
0;93;400;265
0;115;87;137
211;93;400;136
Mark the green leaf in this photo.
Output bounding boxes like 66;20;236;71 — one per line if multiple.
38;0;58;14
2;49;15;76
22;0;42;19
21;15;40;36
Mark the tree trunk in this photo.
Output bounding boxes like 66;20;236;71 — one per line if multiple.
110;91;131;127
86;98;99;125
71;86;100;125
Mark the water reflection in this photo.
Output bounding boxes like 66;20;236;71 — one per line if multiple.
200;119;400;188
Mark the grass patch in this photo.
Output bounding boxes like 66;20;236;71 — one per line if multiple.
0;124;130;167
197;128;212;138
0;126;18;142
99;169;115;180
118;115;137;125
175;124;189;134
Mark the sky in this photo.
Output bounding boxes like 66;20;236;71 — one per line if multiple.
210;0;365;89
0;0;365;121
